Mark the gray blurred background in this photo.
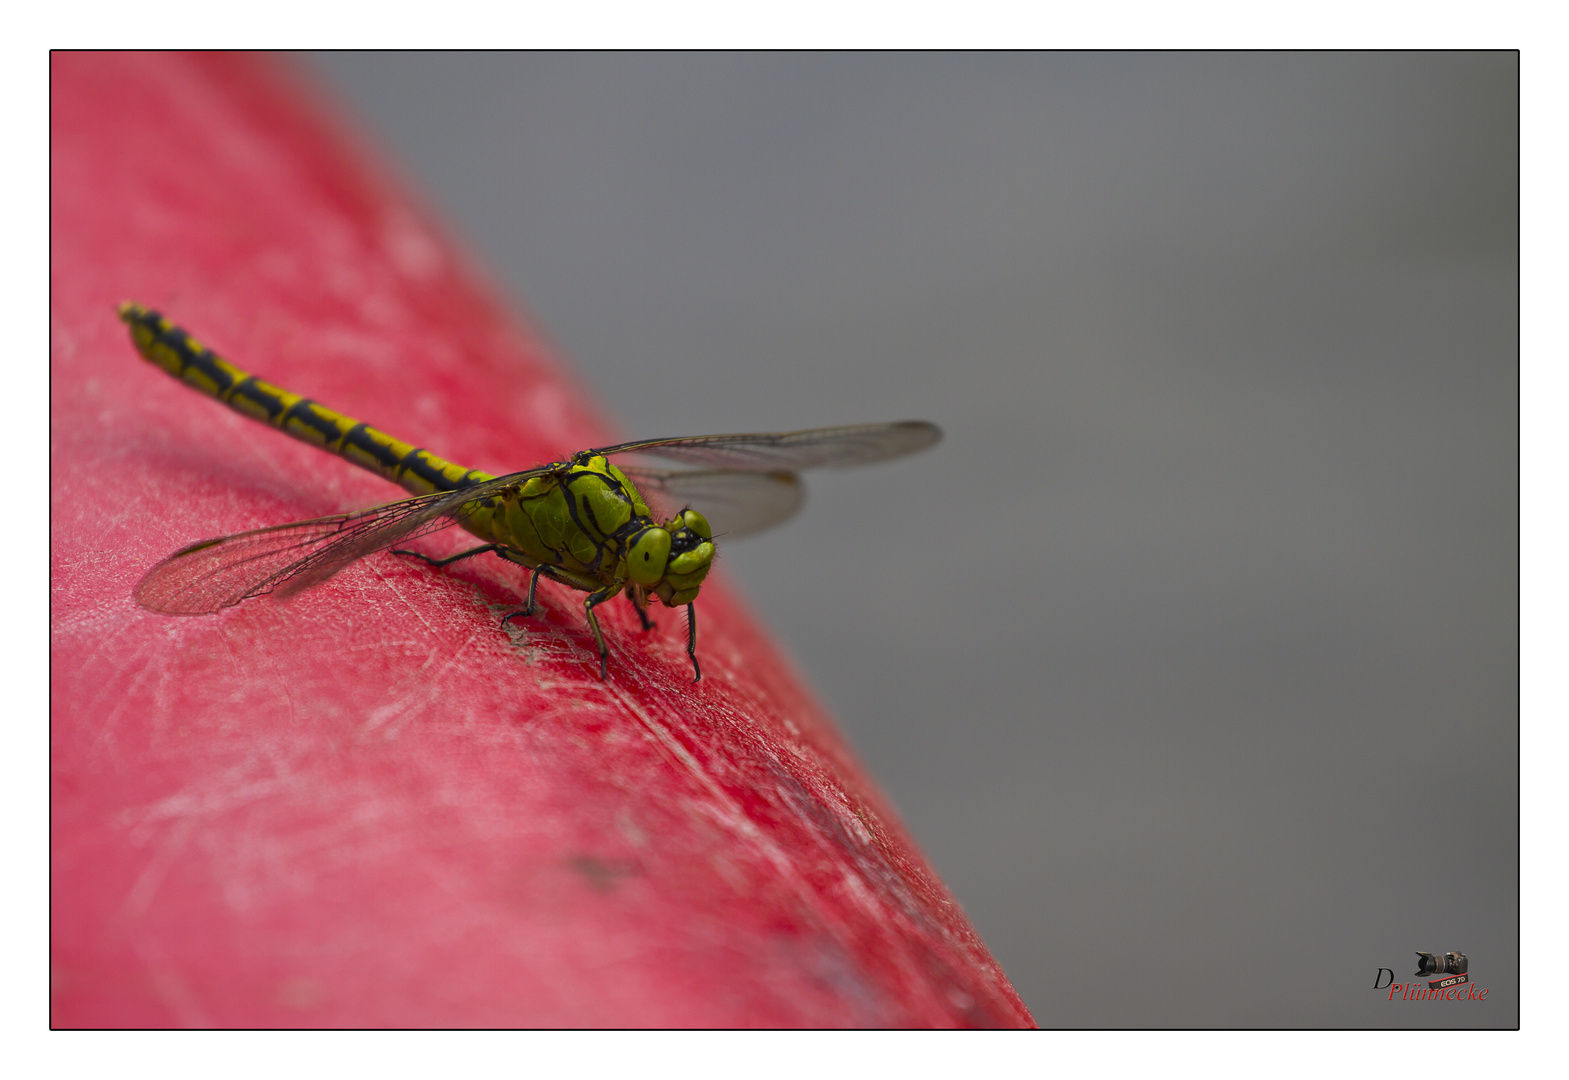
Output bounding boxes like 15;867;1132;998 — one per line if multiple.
307;53;1517;1027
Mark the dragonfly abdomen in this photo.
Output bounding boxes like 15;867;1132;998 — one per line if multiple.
118;303;495;498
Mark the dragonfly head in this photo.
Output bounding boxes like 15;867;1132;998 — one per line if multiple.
625;509;714;606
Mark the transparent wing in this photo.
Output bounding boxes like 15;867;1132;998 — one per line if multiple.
622;467;805;538
594;420;941;472
133;469;549;614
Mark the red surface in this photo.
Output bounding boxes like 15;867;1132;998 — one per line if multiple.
50;52;1033;1028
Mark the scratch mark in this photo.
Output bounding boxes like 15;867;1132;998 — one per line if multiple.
366;558;446;642
131;934;213;1028
120;772;290;835
357;624;483;740
86;638;169;757
221;619;299;728
602;684;971;1021
605;684;826;917
119;815;197;922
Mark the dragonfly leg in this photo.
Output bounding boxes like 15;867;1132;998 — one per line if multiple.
487;547;558;617
392;543;500;568
501;568;545;628
583;585;622;680
523;566;543;616
685;603;701;683
627;588;656;631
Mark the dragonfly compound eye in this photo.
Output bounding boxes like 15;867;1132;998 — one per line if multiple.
626;527;673;587
680;509;712;540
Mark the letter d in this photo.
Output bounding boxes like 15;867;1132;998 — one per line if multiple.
1373;968;1395;989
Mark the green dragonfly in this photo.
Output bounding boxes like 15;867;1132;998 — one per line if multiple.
120;304;941;681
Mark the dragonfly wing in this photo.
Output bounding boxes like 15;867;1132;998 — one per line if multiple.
622;467;805;538
133;470;548;614
594;420;941;472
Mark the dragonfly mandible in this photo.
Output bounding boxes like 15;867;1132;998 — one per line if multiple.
120;304;941;681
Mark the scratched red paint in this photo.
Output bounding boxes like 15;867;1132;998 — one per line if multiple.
49;52;1033;1028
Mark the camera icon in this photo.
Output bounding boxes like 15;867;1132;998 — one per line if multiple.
1414;951;1467;977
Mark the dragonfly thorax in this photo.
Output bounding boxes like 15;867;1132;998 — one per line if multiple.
481;454;715;607
555;453;715;605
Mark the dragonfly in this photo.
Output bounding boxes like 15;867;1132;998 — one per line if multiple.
120;304;941;681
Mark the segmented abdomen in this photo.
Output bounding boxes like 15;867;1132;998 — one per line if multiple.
119;303;495;496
